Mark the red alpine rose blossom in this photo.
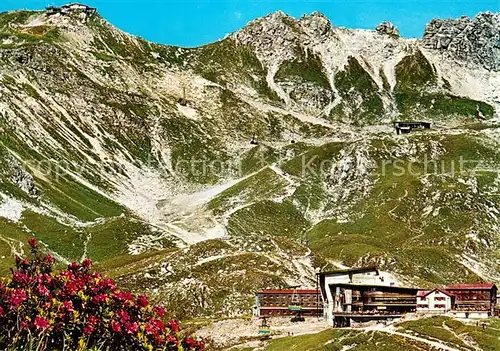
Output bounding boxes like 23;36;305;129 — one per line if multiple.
168;320;180;333
185;337;195;349
124;321;138;335
145;319;165;336
136;295;149;308
62;300;74;312
123;291;133;301
0;240;204;350
113;290;134;302
154;305;165;317
83;325;94;336
33;317;48;330
8;288;27;308
166;334;178;344
110;321;121;333
91;293;107;305
61;281;77;296
98;278;115;291
12;272;30;285
83;315;100;336
44;254;55;264
82;258;93;268
27;238;38;248
36;284;50;297
37;273;52;285
88;315;100;326
116;309;130;322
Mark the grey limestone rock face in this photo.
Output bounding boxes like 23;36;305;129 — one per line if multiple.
232;11;301;63
299;11;332;37
422;12;500;70
8;157;37;196
376;21;400;37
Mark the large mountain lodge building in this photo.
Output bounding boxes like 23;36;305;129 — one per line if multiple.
254;289;321;317
256;266;498;326
445;283;497;315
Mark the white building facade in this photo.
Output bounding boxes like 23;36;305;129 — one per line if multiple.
416;289;454;313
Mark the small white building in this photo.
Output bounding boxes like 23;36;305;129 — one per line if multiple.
47;3;97;17
62;3;93;11
416;289;454;313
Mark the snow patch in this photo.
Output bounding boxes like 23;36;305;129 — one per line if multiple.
177;104;199;120
0;194;24;222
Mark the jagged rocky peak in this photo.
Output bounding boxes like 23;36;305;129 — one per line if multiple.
299;11;332;36
241;9;292;29
232;11;303;62
422;11;500;70
375;21;400;37
233;10;336;62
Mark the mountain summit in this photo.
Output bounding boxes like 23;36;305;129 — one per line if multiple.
422;12;500;70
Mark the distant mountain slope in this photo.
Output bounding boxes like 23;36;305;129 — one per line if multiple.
0;5;498;318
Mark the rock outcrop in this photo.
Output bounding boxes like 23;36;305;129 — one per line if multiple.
8;157;37;196
232;11;301;64
299;11;332;38
422;12;500;70
376;21;400;37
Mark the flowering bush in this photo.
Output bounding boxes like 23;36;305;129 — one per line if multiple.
0;239;204;351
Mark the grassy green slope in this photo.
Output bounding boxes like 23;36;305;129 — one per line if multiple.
398;316;500;351
107;239;295;319
306;133;500;286
260;317;500;351
208;167;289;215
191;37;281;102
330;56;385;124
275;51;331;90
394;50;495;121
265;329;434;351
0;8;499;323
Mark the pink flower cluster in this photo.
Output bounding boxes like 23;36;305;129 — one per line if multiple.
0;239;205;351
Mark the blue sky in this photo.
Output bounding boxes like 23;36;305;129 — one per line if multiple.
1;1;499;47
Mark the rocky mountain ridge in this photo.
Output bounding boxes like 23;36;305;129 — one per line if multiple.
422;12;500;71
232;10;499;122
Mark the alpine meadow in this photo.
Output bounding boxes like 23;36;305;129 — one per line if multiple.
0;3;499;350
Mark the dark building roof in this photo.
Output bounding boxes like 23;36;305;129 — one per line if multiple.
330;283;418;292
317;265;379;277
259;289;319;294
445;283;496;290
393;121;431;126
